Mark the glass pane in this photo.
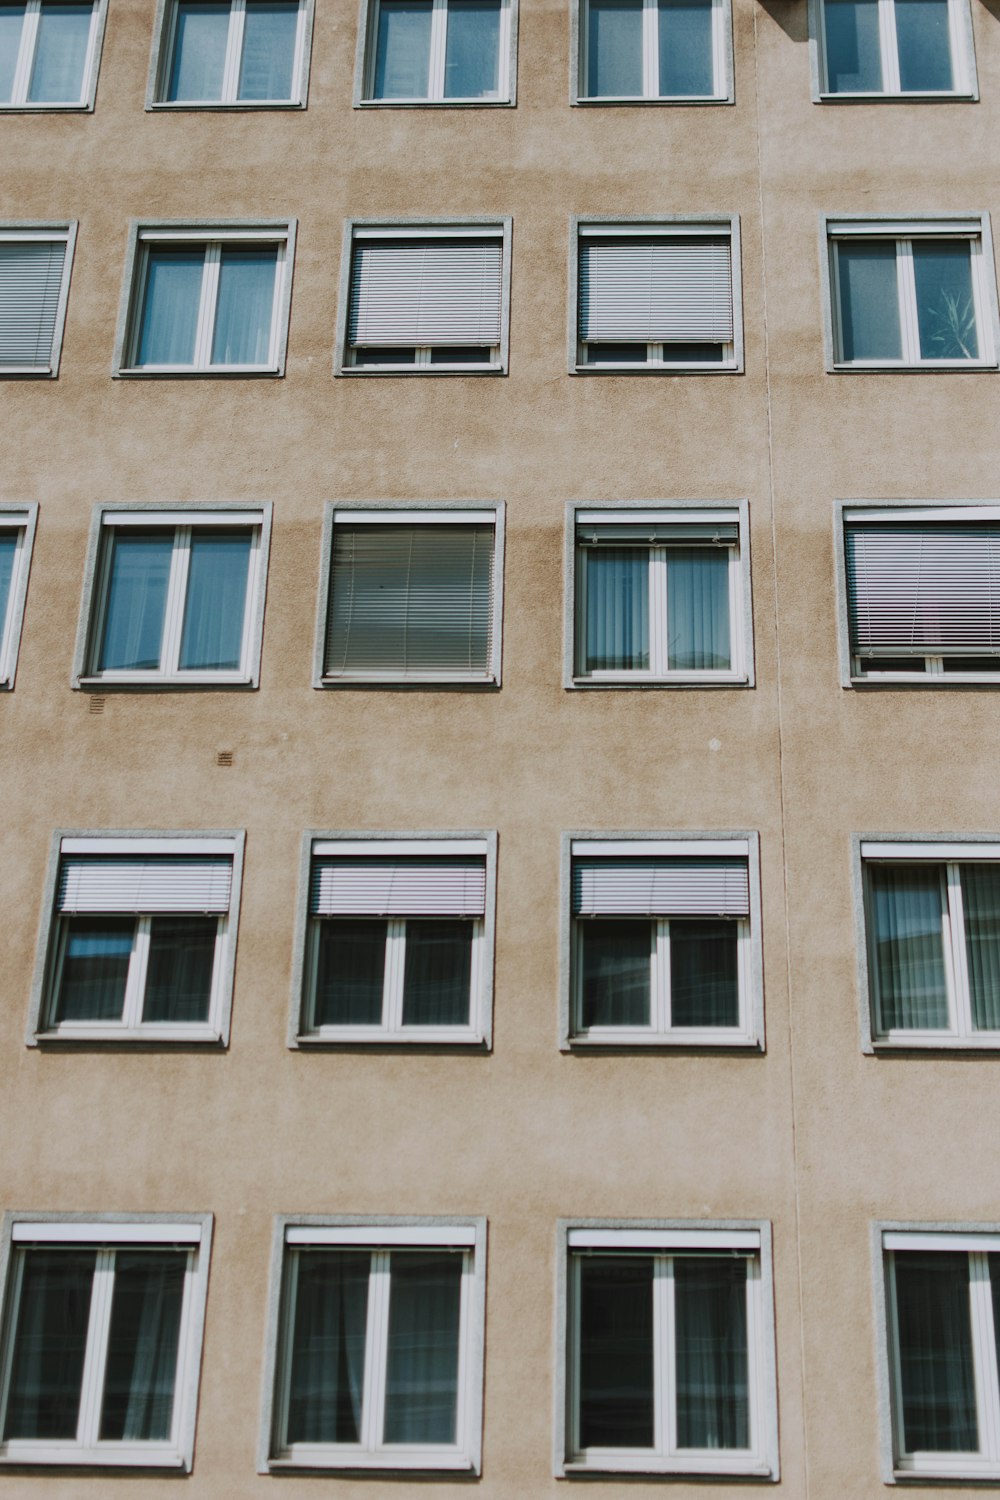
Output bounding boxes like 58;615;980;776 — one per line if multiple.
896;0;952;90
894;1252;978;1452
584;547;649;672
868;864;949;1030
429;345;492;363
383;1252;463;1443
578;1255;654;1448
178;529;251;671
837;241;901;361
286;1250;370;1444
136;247;203;366
55;916;134;1022
314;919;387;1026
943;656;1000;672
0;6;24;102
670;920;739;1027
667;547;731;671
658;0;713;95
28;2;92;101
373;0;431;97
579;920;651;1027
142;915;217;1024
99;1251;186;1441
587;0;642;96
913;241;978;360
0;531;18;646
662;342;726;362
675;1257;749;1450
444;0;500;97
98;530;173;671
238;0;298;98
585;343;648;364
822;0;882;91
401;920;473;1026
166;0;229;100
962;864;1000;1031
211;245;278;365
353;346;418;365
3;1249;95;1440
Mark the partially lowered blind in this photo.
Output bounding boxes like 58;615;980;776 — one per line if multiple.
579;236;733;344
573;857;749;917
325;524;494;678
578;522;738;546
58;856;233;913
348;238;502;347
0;241;67;369
846;523;1000;653
311;857;487;917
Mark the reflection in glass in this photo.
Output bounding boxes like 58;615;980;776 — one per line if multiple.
823;0;882;91
238;0;298;98
56;916;134;1021
100;1251;185;1440
136;248;203;365
374;0;431;96
98;530;173;670
179;529;251;669
837;240;901;360
211;246;277;365
913;241;977;359
167;0;228;99
444;0;500;95
896;0;952;90
587;0;642;95
383;1252;462;1442
28;1;92;101
3;1250;95;1439
658;0;713;95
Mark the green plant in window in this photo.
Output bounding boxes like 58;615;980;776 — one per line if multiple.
924;290;977;358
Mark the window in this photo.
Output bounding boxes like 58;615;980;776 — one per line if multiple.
0;0;105;107
151;0;310;106
842;506;1000;682
296;836;495;1044
75;506;270;687
339;222;509;373
559;1222;777;1478
574;220;741;371
360;0;513;102
31;833;243;1043
117;222;294;375
317;507;502;685
0;224;75;376
826;218;996;368
262;1218;486;1473
570;506;750;684
0;505;37;689
577;0;730;102
816;0;974;96
880;1229;1000;1480
564;836;761;1046
0;1215;211;1469
860;841;1000;1046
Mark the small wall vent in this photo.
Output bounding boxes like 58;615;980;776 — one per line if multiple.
88;696;106;716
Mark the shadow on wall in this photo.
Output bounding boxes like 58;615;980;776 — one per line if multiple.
756;0;808;46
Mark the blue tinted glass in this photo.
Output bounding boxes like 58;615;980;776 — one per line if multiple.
211;246;277;364
823;0;882;91
374;0;431;97
667;547;730;671
238;0;297;98
136;247;203;366
167;0;228;100
837;241;901;361
587;0;642;96
896;0;952;88
179;530;251;670
585;548;649;672
444;0;500;96
28;2;92;101
0;7;24;102
658;0;713;95
99;531;173;671
0;534;16;644
913;241;977;359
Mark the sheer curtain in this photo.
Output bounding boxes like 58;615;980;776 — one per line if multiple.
211;247;277;365
578;1255;654;1447
288;1251;369;1443
55;916;134;1022
674;1257;749;1450
913;241;977;360
99;1251;185;1441
178;530;251;670
238;0;298;99
869;864;949;1029
962;864;1000;1030
837;241;902;361
28;3;92;101
584;547;648;671
401;920;473;1025
667;548;730;670
167;0;229;99
98;531;173;670
383;1252;462;1442
142;915;217;1023
587;0;642;96
374;0;431;97
657;0;713;95
4;1250;95;1439
894;1252;978;1452
315;920;387;1025
444;0;500;97
895;0;952;89
579;920;651;1026
137;249;203;365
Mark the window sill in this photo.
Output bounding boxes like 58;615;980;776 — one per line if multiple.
0;366;54;378
563;1457;774;1478
337;365;504;377
872;1036;1000;1052
572;93;731;106
892;1461;1000;1481
147;99;305;110
356;97;514;108
266;1453;476;1474
849;674;1000;687
570;674;749;689
295;1029;488;1048
318;674;498;688
817;90;977;103
830;361;996;373
0;1448;187;1469
76;674;255;690
566;1032;759;1050
33;1026;223;1046
115;366;282;379
572;363;742;375
0;102;92;112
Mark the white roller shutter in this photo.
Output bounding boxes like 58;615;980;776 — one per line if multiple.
311;857;487;917
572;857;749;917
348;238;502;347
846;523;1000;654
58;856;233;913
0;240;67;370
579;236;733;343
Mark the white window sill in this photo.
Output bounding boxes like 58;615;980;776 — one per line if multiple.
77;673;254;689
572;673;747;688
573;362;741;375
34;1025;223;1045
573;93;730;105
0;101;91;111
115;365;281;378
357;96;513;107
873;1034;1000;1050
338;365;503;377
296;1028;486;1047
319;673;497;686
818;90;976;103
564;1455;773;1478
831;360;996;372
0;1447;186;1469
267;1451;475;1472
850;673;1000;686
0;365;54;377
893;1459;1000;1480
147;99;304;110
567;1030;758;1049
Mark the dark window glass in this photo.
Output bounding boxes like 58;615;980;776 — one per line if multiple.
314;920;387;1025
55;916;134;1022
674;1256;749;1449
579;920;651;1027
142;915;217;1024
894;1251;978;1452
99;1251;186;1440
383;1252;463;1442
670;920;739;1027
286;1250;370;1444
352;347;418;365
401;920;473;1026
4;1250;96;1440
578;1255;655;1447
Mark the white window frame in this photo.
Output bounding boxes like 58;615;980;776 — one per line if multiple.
357;0;515;104
260;1217;486;1474
0;505;37;689
0;0;108;109
74;505;271;688
575;0;731;103
824;215;999;370
811;0;977;100
29;831;245;1046
0;222;77;378
0;1212;212;1471
148;0;313;108
556;1221;778;1479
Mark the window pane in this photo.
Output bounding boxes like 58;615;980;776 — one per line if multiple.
211;246;277;365
353;346;418;365
585;343;649;364
99;1251;186;1441
658;0;713;96
0;531;18;644
674;1257;749;1450
822;0;882;91
579;920;651;1027
428;345;492;364
578;1255;654;1448
587;0;643;96
55;916;134;1022
444;0;501;97
238;0;298;98
584;547;649;672
178;529;251;671
286;1250;370;1444
166;0;229;100
27;2;92;101
136;247;203;366
0;6;24;102
837;241;901;360
373;0;431;97
314;919;387;1026
3;1249;95;1439
896;0;952;90
401;920;473;1026
869;864;949;1030
383;1252;463;1443
98;530;173;671
670;920;739;1026
894;1252;978;1452
667;546;731;671
142;915;217;1024
913;241;978;360
962;864;1000;1031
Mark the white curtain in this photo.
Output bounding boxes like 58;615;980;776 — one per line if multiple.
210;247;277;365
383;1252;462;1443
444;0;500;97
178;530;251;670
869;864;948;1029
28;3;92;102
98;531;172;670
374;0;431;97
287;1251;369;1443
238;0;298;99
667;548;730;670
584;547;648;671
137;248;203;365
167;0;229;99
587;0;642;95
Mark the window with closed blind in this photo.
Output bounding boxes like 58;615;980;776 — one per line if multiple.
0;504;37;690
30;833;244;1044
0;224;76;376
573;219;741;371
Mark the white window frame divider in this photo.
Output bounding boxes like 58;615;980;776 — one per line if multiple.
809;0;977;101
355;0;517;105
0;0;108;109
0;504;37;689
0;222;77;378
147;0;314;109
573;0;732;104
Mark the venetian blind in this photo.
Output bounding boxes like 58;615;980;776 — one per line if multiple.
58;856;233;913
348;238;502;346
579;236;733;343
846;523;1000;653
0;241;67;369
310;856;487;917
572;857;749;917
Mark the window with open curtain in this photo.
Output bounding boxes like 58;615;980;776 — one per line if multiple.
287;1250;370;1444
99;1251;186;1441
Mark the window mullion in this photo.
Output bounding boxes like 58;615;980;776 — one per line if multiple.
970;1253;999;1459
896;241;919;362
124;916;151;1027
656;1256;674;1457
161;527;190;673
195;247;220;368
710;0;723;94
363;1251;391;1451
385;920;405;1030
77;1251;115;1446
223;0;245;103
649;546;668;674
643;0;658;97
12;2;41;104
946;862;971;1037
879;0;901;91
969;239;990;361
430;0;447;99
655;919;670;1031
235;529;261;674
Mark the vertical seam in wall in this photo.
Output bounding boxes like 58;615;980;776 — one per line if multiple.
752;7;810;1495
